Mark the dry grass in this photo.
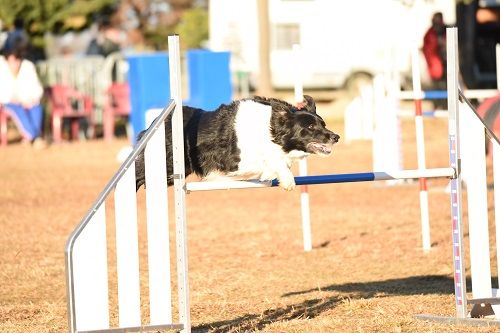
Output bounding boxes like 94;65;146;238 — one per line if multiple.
1;110;500;333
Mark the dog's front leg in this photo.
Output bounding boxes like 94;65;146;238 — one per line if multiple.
276;166;296;191
259;160;295;191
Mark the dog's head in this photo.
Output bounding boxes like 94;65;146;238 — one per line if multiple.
255;95;340;157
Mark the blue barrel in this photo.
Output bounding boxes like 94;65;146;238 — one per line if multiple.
185;50;232;111
126;53;170;142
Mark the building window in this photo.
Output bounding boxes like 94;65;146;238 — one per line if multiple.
273;24;300;50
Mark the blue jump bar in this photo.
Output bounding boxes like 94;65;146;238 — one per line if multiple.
401;89;497;101
271;172;376;187
423;90;448;100
186;168;454;192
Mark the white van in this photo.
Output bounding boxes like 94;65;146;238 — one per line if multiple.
209;0;455;92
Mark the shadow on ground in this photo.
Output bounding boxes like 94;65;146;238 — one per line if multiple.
282;274;455;298
192;275;455;333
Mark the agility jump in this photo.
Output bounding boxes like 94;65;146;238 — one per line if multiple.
65;36;190;333
65;28;500;332
417;27;500;325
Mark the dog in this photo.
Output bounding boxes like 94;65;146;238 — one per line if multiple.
135;95;340;191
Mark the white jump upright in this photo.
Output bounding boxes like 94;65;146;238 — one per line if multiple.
445;27;467;319
344;85;374;142
371;74;403;183
65;35;189;333
114;162;141;327
495;42;500;292
66;29;500;332
417;27;500;325
411;40;431;251
460;101;492;302
145;99;172;324
495;138;500;290
293;44;312;252
169;34;191;333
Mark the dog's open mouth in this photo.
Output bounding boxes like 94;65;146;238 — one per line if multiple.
307;142;333;156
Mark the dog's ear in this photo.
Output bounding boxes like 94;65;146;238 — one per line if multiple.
297;95;316;114
254;95;294;116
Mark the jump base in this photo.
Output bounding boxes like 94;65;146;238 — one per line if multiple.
416;314;500;327
77;323;184;333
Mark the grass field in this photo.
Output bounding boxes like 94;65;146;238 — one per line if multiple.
1;104;500;332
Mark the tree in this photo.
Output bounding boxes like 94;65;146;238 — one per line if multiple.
0;0;208;54
0;0;114;49
175;7;208;49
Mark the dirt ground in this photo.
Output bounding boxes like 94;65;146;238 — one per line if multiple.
1;101;500;333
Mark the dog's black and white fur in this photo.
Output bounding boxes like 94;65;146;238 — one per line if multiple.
135;95;339;191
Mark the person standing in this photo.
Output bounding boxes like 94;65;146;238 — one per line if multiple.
423;12;447;90
0;39;46;147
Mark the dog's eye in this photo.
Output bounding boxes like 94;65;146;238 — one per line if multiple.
308;124;314;130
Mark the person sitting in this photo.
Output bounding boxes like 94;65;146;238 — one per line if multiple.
0;39;46;147
2;17;30;54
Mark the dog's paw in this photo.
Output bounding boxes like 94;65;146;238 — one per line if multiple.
278;172;296;191
259;171;276;182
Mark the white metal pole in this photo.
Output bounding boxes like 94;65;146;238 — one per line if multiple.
411;38;431;251
169;35;191;333
293;44;312;252
446;27;467;318
293;44;304;105
494;43;500;288
298;159;312;252
371;75;385;173
494;142;500;290
496;44;500;89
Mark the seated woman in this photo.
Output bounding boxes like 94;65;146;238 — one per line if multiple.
0;39;45;147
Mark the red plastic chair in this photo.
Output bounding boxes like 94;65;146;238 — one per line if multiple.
49;84;94;143
0;105;9;146
103;82;131;141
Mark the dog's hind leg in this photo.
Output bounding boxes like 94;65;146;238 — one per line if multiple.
135;155;146;191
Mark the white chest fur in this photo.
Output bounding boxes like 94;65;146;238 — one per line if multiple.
205;100;304;181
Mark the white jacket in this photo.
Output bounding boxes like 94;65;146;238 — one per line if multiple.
0;56;43;106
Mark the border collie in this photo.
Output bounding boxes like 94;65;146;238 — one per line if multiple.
135;95;340;191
